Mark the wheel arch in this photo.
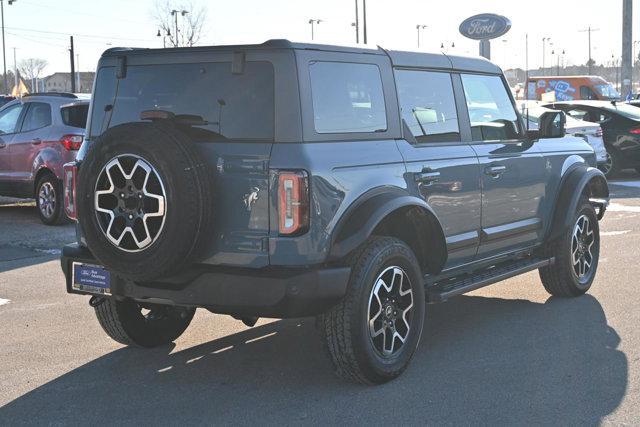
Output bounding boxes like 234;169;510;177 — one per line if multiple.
33;166;56;196
328;188;448;274
547;165;609;241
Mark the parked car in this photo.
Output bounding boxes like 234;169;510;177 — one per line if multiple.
543;100;640;177
527;75;620;101
60;41;608;385
0;93;89;224
0;95;15;107
520;101;607;168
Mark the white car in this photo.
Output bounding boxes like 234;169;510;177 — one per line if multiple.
519;102;608;167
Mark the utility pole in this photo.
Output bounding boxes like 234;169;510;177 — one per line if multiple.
354;0;359;44
76;53;80;92
621;0;632;96
525;33;529;99
1;0;16;94
12;46;15;91
362;0;367;44
170;9;188;47
69;36;76;93
580;26;600;75
416;25;427;48
308;19;321;41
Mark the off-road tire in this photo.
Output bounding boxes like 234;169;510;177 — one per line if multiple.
77;122;214;281
539;198;600;297
318;237;425;385
95;298;195;347
35;173;67;225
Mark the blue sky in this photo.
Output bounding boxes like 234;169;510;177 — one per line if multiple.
3;0;637;76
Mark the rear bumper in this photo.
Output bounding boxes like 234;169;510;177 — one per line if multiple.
60;244;351;318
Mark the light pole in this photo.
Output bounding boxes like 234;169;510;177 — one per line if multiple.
353;0;359;44
309;19;322;41
170;9;189;47
440;41;455;53
362;0;367;44
542;37;551;75
416;25;427;48
579;26;599;75
1;0;16;94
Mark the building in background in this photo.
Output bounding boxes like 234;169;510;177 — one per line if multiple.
41;72;95;93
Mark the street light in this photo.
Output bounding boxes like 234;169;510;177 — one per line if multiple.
416;24;427;49
156;28;170;48
542;37;551;75
170;9;189;47
309;19;322;41
1;0;17;94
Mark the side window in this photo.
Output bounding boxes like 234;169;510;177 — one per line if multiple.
566;108;589;121
461;74;522;141
395;69;460;143
21;102;52;132
0;104;24;135
309;61;387;134
580;86;597;100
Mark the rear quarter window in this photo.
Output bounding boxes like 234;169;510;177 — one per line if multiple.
308;61;387;134
61;104;89;128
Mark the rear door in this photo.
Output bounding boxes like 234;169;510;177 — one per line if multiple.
91;51;282;268
0;102;26;195
460;73;547;259
395;69;481;268
10;102;54;193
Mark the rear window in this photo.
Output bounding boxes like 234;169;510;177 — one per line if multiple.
91;62;275;141
309;61;387;134
61;104;89;128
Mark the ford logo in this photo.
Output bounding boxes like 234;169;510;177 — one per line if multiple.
459;14;511;40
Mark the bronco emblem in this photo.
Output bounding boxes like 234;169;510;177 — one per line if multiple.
243;187;260;211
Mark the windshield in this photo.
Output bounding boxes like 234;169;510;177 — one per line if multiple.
594;84;620;100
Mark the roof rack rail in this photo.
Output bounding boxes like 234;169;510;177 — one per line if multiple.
23;92;77;99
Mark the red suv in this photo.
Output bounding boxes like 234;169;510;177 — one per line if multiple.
0;93;89;224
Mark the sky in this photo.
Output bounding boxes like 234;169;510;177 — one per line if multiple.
2;0;638;77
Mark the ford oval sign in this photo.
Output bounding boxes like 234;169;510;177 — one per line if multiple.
459;14;511;40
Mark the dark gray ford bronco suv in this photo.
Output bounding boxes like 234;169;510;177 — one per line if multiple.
60;40;609;384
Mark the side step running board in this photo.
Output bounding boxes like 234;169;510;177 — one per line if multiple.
426;257;554;303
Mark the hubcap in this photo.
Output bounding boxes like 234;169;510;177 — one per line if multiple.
571;214;595;279
367;266;414;357
94;154;166;252
38;182;56;218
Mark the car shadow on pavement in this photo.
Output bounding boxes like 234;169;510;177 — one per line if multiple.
0;294;626;425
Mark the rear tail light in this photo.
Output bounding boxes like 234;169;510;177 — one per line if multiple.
278;170;309;235
595;127;603;137
63;162;78;221
60;134;84;151
630;128;640;135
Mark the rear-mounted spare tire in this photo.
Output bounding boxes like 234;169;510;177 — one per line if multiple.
77;122;213;281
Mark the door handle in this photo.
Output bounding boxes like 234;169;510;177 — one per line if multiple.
31;138;42;145
415;168;441;184
485;165;507;178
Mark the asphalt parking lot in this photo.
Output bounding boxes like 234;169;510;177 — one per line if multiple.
1;177;640;425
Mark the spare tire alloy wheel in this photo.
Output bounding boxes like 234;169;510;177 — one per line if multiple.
368;266;414;357
95;154;166;252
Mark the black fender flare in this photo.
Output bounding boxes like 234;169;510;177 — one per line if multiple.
328;187;447;274
547;165;609;241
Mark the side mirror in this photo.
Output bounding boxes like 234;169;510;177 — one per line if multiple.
533;110;566;139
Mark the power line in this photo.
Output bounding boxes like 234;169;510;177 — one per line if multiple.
19;0;151;26
3;25;156;43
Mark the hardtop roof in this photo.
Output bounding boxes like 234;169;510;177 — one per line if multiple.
102;39;502;74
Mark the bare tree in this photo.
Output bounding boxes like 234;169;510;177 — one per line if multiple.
18;58;48;82
18;58;48;91
153;0;207;47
